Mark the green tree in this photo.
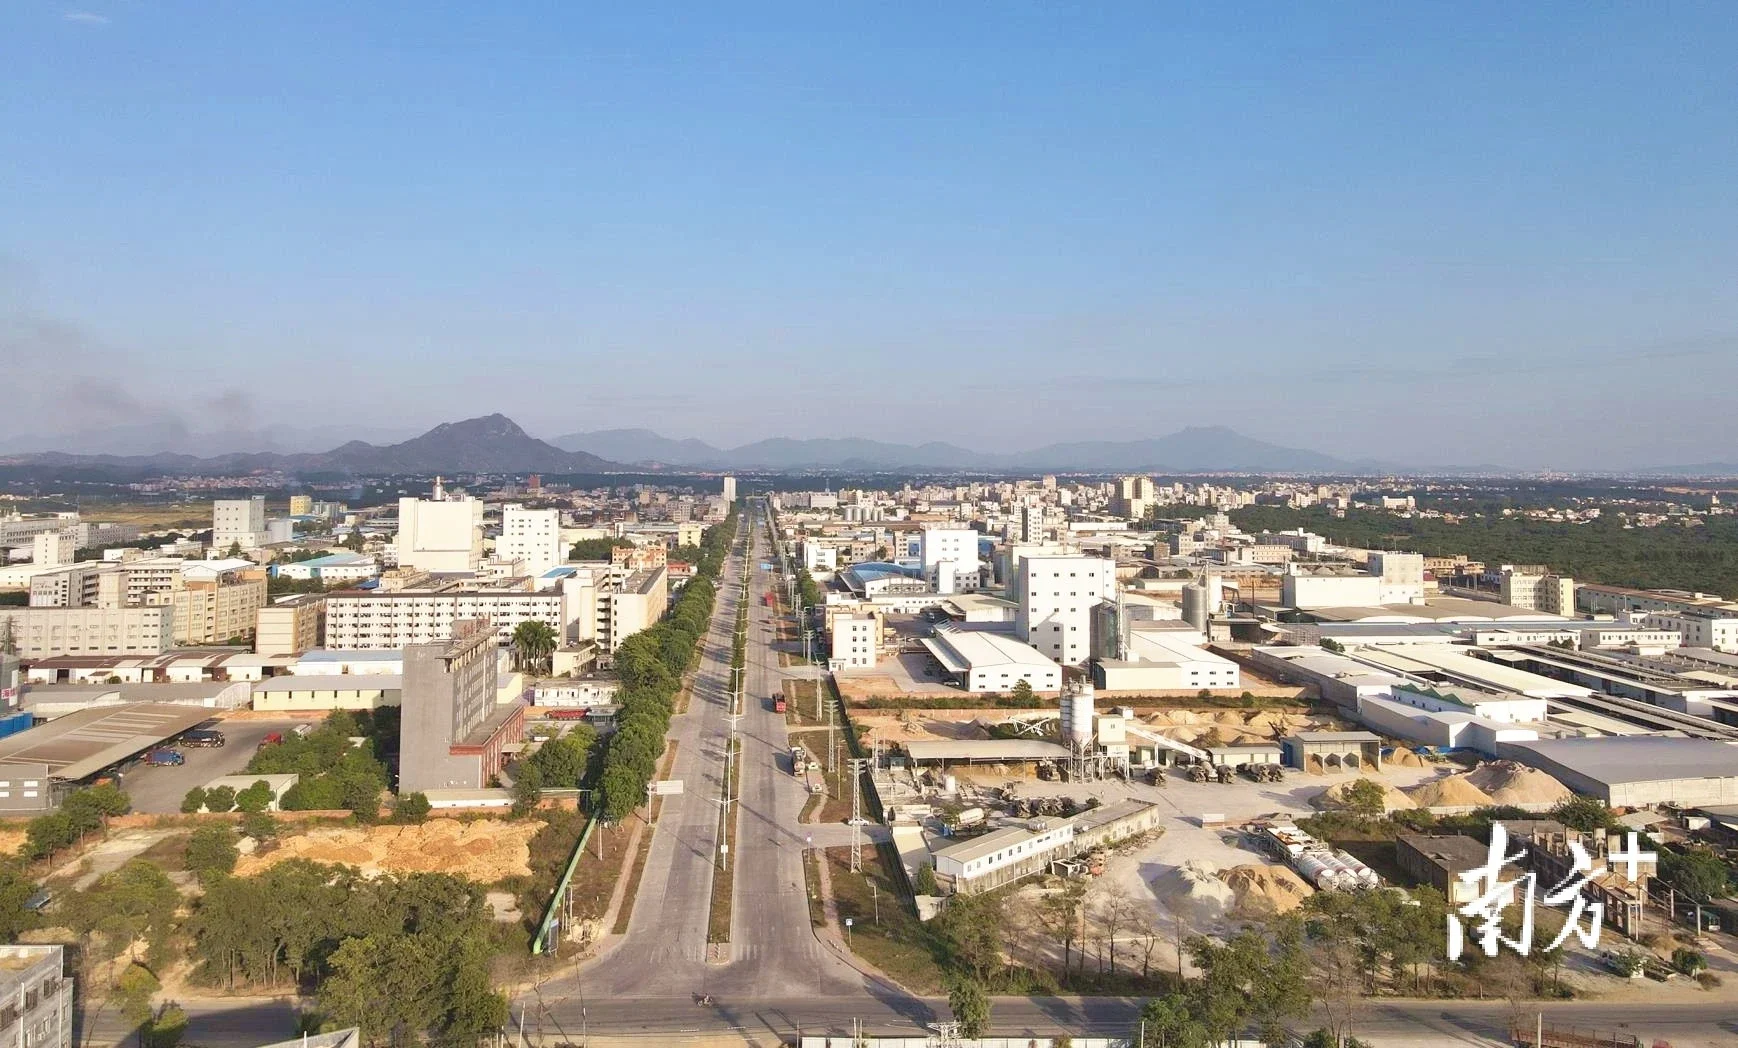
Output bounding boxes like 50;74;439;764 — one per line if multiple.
1319;638;1345;654
1551;795;1621;833
143;1002;189;1048
1138;993;1210;1048
945;974;990;1039
240;811;280;840
114;963;162;1038
510;619;559;676
180;787;208;814
203;785;237;813
1659;846;1729;900
512;766;544;815
224;540;244;558
1342;778;1388;817
0;864;38;941
913;864;939;895
1008;679;1036;706
234;780;275;813
393;792;432;823
185;826;239;885
25;812;75;862
524;732;590;789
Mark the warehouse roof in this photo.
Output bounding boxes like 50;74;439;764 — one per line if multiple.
923;628;1056;673
0;703;216;781
1288;731;1381;743
253;674;402;692
1509;736;1738;784
904;739;1069;762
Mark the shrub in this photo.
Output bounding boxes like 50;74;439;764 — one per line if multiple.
180;788;207;814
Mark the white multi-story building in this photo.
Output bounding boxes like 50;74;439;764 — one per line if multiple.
721;476;737;504
921;527;981;595
830;614;877;669
1368;551;1426;605
32;531;72;568
325;588;568;649
395;497;484;573
213;496;268;551
1500;569;1575;614
498;504;563;576
1281;566;1384;610
1644;610;1738;652
0;606;175;658
1016;554;1115;665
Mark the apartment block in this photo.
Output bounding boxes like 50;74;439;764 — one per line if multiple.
829;613;878;669
1644;610;1738;652
1500;569;1576;615
920;527;980;594
324;585;568;650
27;563;112;608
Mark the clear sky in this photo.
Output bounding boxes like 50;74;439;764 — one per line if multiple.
4;3;1736;469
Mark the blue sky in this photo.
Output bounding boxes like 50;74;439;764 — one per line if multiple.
3;3;1736;468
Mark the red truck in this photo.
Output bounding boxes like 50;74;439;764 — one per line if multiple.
772;691;787;713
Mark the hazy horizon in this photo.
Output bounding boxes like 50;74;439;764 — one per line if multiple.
5;5;1737;470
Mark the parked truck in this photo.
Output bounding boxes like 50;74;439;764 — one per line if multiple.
772;691;787;714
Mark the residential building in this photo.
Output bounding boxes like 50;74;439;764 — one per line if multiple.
167;567;267;646
399;622;524;793
287;495;313;516
0;944;72;1048
920;527;980;594
213;496;268;552
394;497;484;573
1112;476;1155;520
610;544;667;573
1501;569;1576;615
1016;554;1115;665
0;607;175;659
498;504;563;577
602;568;668;657
255;595;326;656
721;476;737;504
325;586;568;650
829;614;877;670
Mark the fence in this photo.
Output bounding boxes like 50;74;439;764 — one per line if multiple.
531;813;598;955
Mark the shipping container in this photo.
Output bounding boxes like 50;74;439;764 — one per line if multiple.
0;711;33;741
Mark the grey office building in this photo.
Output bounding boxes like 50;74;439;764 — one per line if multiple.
0;945;73;1048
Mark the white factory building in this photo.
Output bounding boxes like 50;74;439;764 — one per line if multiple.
922;625;1061;694
1016;554;1115;666
213;496;268;551
394;495;484;573
920;527;981;595
1095;631;1242;692
829;614;877;670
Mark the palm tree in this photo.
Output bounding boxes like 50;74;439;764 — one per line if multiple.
511;619;559;676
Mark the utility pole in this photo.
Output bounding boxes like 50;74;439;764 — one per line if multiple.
847;757;870;872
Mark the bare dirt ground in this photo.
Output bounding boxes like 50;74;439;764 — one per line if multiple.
235;819;541;882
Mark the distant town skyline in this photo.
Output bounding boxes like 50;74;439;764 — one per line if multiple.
4;4;1737;470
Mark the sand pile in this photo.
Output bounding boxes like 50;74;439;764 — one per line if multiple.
235;819;540;882
1153;860;1236;925
1313;777;1416;812
1222;864;1314;918
1406;774;1495;809
0;829;26;858
1464;761;1572;807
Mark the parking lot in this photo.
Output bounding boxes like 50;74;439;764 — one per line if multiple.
121;716;307;813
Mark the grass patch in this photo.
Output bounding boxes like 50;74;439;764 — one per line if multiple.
136;831;193;872
824;844;946;994
612;739;679;935
783;678;829;726
706;745;742;944
504;809;587;935
799;792;825;824
801;849;825;927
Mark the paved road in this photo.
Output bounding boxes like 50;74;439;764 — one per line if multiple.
510;993;1738;1046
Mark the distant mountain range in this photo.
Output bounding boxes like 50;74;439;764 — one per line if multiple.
0;421;419;457
553;425;1375;473
0;415;617;476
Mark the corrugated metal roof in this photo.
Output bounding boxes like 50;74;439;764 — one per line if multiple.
905;739;1069;761
0;703;217;781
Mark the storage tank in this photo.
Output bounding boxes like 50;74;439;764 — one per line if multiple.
1294;852;1345;891
1181;584;1209;633
1059;680;1095;748
1335;850;1381;888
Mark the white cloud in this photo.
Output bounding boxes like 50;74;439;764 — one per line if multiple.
64;10;110;25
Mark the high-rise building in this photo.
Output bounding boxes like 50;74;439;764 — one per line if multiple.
1501;569;1576;615
721;476;737;504
1112;476;1155;520
395;497;484;573
287;494;313;516
830;614;877;669
1016;554;1116;666
31;532;71;568
399;621;523;793
498;504;563;576
213;496;268;551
